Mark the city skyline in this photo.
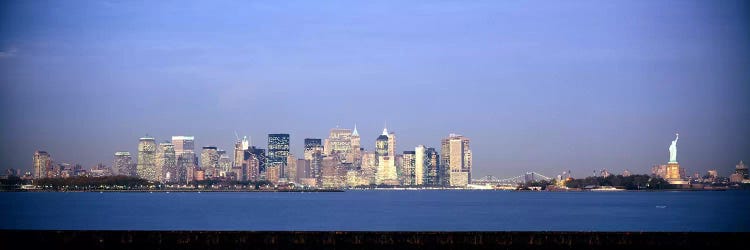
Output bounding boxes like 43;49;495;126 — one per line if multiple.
1;1;749;177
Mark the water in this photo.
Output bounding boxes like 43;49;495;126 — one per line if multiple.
2;190;748;231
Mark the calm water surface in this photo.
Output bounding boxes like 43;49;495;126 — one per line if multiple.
2;190;748;231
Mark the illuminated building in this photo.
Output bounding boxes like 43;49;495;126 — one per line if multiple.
136;137;157;181
401;151;416;185
304;138;323;161
33;151;52;179
268;134;290;177
376;126;398;185
156;143;176;183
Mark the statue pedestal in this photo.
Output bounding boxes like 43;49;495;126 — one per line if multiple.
666;162;685;184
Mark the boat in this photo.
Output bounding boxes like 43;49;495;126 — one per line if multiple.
589;186;626;192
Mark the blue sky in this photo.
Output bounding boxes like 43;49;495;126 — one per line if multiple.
1;0;748;178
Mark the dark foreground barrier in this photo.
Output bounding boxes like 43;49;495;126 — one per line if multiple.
1;231;745;250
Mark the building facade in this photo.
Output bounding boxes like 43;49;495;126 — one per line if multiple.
136;137;157;181
441;134;471;187
33;151;52;179
156;143;176;183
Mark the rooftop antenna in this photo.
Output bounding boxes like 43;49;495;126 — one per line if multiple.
234;131;240;142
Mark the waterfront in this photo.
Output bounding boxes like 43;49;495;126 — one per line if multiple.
2;190;748;232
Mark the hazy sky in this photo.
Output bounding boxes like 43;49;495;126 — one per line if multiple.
1;0;748;178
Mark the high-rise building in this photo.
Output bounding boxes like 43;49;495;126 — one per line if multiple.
414;145;426;185
33;151;52;179
296;158;309;181
172;136;196;184
304;138;323;161
376;126;398;185
425;147;441;186
321;156;345;188
285;153;297;182
351;125;361;166
177;152;197;184
156;143;176;183
172;136;195;156
136;137;157;181
310;151;323;186
268;134;290;177
401;151;416;186
324;128;353;163
201;146;219;169
218;150;231;174
361;151;377;185
441;134;471;187
114;152;133;176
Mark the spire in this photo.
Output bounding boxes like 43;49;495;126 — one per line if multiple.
352;124;359;137
382;121;388;135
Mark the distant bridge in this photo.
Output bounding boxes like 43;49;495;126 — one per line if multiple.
472;172;552;185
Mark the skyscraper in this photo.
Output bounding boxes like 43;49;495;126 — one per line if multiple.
425;147;441;186
268;134;290;177
401;151;416;185
114;151;133;176
33;151;52;179
325;128;353;163
376;126;398;185
172;136;197;183
218;150;231;173
414;145;426;185
286;153;297;182
137;137;157;181
201;146;219;178
304;138;323;161
172;136;195;156
350;125;361;166
441;134;471;187
156;143;176;183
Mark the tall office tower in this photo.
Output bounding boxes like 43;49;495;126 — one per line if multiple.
268;134;290;177
376;126;398;185
200;146;219;169
218;151;232;174
310;151;323;186
202;146;220;179
252;147;266;176
137;137;158;181
33;151;52;179
441;134;472;187
321;156;345;188
296;158;309;181
425;147;441;186
234;140;243;168
285;154;297;182
401;151;416;186
156;143;176;183
177;152;197;184
243;146;266;181
361;151;377;185
350;125;361;166
172;136;196;183
414;145;426;185
266;164;280;183
172;136;195;156
304;138;323;161
114;152;134;176
325;128;353;162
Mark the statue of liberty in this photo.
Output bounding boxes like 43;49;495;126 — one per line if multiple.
668;133;679;163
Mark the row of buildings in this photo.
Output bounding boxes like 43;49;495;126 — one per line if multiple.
31;126;474;188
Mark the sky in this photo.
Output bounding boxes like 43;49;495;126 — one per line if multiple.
0;0;748;178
